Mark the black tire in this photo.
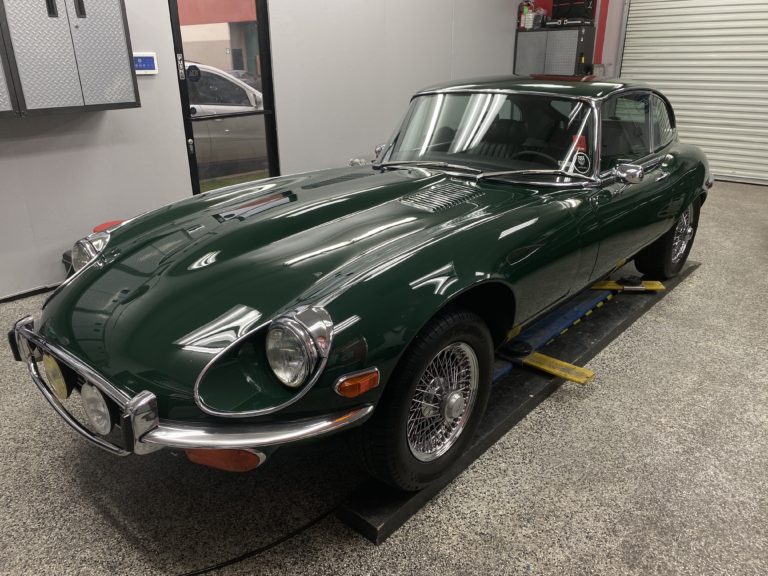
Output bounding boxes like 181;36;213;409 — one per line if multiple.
353;309;493;491
634;198;701;279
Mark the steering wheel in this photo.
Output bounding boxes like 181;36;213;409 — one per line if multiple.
509;150;560;168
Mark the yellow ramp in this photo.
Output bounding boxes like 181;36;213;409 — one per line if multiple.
522;352;595;385
591;280;666;292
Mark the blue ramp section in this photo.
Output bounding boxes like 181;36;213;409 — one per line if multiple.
493;289;613;382
514;289;614;351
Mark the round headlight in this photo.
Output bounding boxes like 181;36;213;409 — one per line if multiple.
80;383;113;435
265;322;316;388
71;241;94;273
71;231;110;273
42;354;71;400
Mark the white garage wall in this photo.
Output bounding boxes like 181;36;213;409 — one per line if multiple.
268;0;517;174
0;0;192;299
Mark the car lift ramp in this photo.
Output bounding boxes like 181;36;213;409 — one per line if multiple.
337;263;699;545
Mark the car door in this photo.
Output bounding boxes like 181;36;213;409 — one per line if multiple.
188;69;265;166
588;91;679;280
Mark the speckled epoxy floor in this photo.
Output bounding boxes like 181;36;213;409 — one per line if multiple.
1;182;766;575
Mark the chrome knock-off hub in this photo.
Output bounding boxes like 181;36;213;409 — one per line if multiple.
442;391;466;421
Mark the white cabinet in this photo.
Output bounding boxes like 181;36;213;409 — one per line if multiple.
0;0;138;114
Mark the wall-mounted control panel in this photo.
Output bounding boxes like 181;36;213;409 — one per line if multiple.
133;52;158;75
0;0;140;116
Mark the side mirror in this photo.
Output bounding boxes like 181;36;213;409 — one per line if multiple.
187;65;201;83
374;143;388;161
614;163;644;184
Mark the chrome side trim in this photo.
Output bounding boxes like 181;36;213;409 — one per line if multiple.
193;306;335;418
141;405;373;450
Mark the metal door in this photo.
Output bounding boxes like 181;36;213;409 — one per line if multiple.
65;0;138;106
544;29;578;75
620;0;768;184
2;0;83;110
515;31;547;75
0;56;10;113
0;20;14;114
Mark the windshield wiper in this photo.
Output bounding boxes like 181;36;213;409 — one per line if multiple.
476;169;593;183
374;160;482;174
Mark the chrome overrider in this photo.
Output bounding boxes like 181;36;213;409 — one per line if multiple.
11;316;373;457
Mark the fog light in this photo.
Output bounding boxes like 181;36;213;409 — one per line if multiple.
185;449;265;472
42;354;71;400
81;383;113;435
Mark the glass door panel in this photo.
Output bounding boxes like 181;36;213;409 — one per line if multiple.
175;0;275;191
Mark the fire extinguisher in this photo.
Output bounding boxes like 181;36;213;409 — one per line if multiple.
518;1;534;30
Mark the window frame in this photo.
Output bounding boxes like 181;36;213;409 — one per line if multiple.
650;93;676;153
190;70;251;108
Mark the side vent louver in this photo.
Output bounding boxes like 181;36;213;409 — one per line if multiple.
400;182;483;212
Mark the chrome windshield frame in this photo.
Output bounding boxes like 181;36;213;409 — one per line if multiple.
380;89;601;182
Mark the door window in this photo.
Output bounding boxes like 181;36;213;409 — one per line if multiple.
188;71;250;107
601;93;651;171
651;95;675;151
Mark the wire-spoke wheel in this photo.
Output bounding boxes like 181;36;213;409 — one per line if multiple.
671;203;695;264
407;343;479;462
352;309;493;491
635;197;701;279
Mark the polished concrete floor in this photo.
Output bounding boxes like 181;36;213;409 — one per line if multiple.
0;182;765;575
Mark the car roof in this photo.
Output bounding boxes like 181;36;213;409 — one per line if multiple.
415;75;652;100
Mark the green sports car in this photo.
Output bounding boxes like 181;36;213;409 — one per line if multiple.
10;76;711;491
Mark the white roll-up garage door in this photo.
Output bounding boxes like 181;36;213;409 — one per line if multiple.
620;0;768;184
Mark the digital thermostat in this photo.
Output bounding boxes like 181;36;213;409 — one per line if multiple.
133;52;158;75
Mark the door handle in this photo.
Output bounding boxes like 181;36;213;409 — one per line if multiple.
74;0;86;18
46;0;58;17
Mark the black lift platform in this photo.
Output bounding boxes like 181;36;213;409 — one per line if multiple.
337;263;699;544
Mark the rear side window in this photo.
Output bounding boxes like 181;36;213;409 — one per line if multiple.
188;71;250;107
651;95;675;151
601;93;651;170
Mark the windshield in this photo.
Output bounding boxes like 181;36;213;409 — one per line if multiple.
382;92;595;178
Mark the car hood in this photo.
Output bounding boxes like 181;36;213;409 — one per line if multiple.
39;166;536;407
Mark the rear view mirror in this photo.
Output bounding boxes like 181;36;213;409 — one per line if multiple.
614;163;644;184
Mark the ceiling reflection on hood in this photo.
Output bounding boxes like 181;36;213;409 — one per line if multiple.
175;305;263;354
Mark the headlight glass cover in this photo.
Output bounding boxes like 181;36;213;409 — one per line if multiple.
80;383;113;435
265;321;317;388
71;231;110;273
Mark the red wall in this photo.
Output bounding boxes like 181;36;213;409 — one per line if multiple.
537;0;554;16
178;0;256;26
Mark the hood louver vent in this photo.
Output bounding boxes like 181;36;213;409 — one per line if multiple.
400;182;483;212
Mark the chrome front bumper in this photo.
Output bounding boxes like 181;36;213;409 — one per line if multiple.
10;316;373;456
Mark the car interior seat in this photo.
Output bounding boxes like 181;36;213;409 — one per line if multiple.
471;119;528;159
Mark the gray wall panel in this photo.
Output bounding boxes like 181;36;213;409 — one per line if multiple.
268;0;516;174
0;0;190;298
66;0;136;106
3;0;83;109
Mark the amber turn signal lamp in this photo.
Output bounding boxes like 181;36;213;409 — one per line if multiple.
335;369;380;399
185;449;264;472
